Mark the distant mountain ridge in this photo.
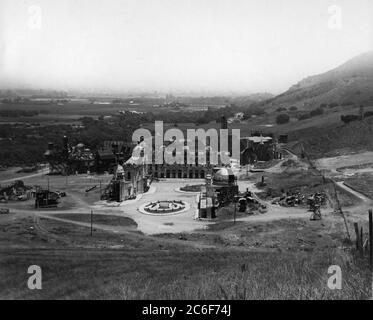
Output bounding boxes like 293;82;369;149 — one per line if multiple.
264;50;373;110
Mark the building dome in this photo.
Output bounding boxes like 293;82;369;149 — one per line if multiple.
213;167;236;185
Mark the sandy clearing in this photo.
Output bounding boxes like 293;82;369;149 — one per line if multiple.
315;151;373;172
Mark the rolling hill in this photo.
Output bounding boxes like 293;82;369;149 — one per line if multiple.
263;50;373;110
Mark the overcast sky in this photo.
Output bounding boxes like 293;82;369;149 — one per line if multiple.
0;0;372;95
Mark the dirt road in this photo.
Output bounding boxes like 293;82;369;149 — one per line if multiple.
0;168;50;184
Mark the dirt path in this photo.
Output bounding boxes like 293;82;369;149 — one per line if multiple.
0;168;49;184
335;181;372;203
265;147;299;173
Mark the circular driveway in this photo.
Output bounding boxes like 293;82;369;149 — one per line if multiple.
117;179;212;235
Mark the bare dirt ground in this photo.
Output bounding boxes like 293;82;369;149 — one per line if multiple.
315;151;373;174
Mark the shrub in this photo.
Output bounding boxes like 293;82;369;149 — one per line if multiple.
276;113;290;124
341;114;360;124
309;107;324;117
298;113;311;121
276;107;287;112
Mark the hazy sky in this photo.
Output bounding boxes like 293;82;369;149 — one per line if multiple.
0;0;372;94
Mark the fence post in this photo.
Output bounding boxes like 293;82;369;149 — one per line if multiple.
369;210;372;269
360;226;364;256
354;222;360;251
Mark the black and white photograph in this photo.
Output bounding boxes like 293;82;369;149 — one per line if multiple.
0;0;373;306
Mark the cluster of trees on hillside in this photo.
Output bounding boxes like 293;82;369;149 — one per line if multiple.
341;111;373;124
276;113;290;124
274;104;327;124
297;107;324;121
242;108;266;120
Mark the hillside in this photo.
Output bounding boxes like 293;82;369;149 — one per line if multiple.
288;116;373;158
264;51;373;110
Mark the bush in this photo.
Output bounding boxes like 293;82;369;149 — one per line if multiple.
309;107;324;117
289;106;298;111
364;111;373;118
276;107;287;112
276;113;290;124
297;107;324;121
341;114;360;124
298;113;311;121
243;108;266;120
196;117;210;125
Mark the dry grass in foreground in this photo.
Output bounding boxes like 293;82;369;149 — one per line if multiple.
117;250;371;300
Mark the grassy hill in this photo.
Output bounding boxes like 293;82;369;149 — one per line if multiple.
261;50;373;111
288;116;373;158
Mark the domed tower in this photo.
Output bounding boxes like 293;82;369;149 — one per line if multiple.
212;167;236;186
211;167;238;205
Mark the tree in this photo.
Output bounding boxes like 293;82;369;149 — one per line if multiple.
341;114;359;124
276;107;287;112
276;113;290;125
310;107;324;117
